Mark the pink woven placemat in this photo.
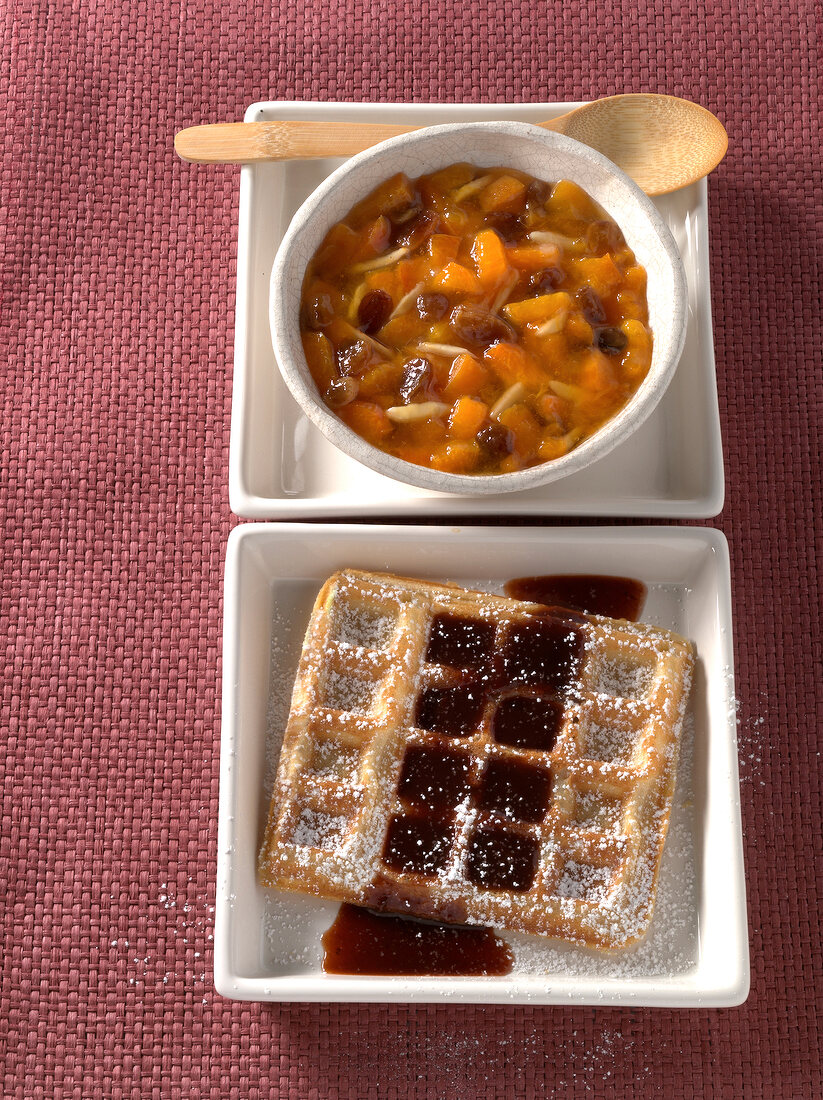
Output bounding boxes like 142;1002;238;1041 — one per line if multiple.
2;0;821;1096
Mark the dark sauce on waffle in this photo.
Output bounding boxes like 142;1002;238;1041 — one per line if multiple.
322;904;514;976
505;574;647;621
321;577;645;977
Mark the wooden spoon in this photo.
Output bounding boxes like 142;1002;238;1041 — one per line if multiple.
174;94;728;196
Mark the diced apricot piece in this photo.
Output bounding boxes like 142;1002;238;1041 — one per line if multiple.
448;396;489;440
471;229;510;289
614;289;645;322
578;350;617;394
620;320;653;377
502;292;573;327
377;312;426;348
395;444;434;467
565;311;595;346
431;262;482;295
538;435;574;461
339;400;394;443
358;362;405;399
624;264;647;296
314;223;362;279
302;332;336;390
570;254;623;299
442;353;489;402
497;403;543;460
478;175;527;214
426;162;476;193
349;172;415;223
484;342;545;389
361;216;392;257
536;392;570;432
430;440;482;473
548;179;603;222
427;234;461;267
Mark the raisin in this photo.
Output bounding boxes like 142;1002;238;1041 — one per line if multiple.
587;219;625;255
526;179;554;207
529;267;565;294
400;357;432;402
301;290;335;330
396;210;437;250
597;326;629;354
485;213;525;243
336;341;371;377
358;289;392;335
477;422;514;459
577;286;606;324
325;377;359;407
416;293;449;321
450;304;514;347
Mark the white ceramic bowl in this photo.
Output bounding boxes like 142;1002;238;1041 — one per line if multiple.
270;121;688;496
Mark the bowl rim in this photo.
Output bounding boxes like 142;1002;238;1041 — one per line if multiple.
270;119;688;496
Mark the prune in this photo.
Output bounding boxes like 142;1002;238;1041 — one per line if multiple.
400;357;432;402
597;326;629;354
485;213;525;244
301;290;335;330
450;304;514;347
358;289;392;335
416;293;449;321
577;286;607;324
529;267;565;295
336;341;371;376
477;422;514;459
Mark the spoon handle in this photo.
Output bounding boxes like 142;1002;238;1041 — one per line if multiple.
174;118;566;163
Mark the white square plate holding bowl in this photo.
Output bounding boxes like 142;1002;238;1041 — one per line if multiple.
229;100;724;519
215;523;749;1006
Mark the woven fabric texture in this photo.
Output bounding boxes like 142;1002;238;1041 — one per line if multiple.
2;0;821;1096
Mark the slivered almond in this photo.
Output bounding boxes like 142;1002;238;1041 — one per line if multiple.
386;402;449;422
548;379;586;402
388;280;427;320
489;382;526;419
349;246;411;273
528;229;579;250
415;341;468;358
488;270;519;315
451;175;492;202
534;311;569;337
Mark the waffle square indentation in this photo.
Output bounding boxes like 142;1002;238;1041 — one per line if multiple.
501;615;585;692
425;613;495;669
477;758;552;823
466;827;539;891
398;744;472;810
382;815;454;875
415;684;486;737
491;693;564;751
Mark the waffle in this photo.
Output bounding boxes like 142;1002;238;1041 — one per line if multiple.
259;569;695;949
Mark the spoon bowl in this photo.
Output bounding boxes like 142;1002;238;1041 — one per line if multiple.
546;94;729;195
174;94;728;195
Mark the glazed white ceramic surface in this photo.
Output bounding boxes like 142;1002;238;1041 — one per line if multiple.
269;120;688;496
215;523;749;1005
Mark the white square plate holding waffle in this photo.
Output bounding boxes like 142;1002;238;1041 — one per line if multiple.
215;523;748;1005
229;100;724;519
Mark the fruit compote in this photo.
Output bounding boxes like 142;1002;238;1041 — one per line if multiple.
300;163;653;475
